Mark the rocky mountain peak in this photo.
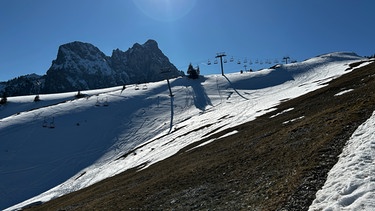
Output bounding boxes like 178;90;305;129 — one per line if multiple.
143;39;158;49
53;41;110;70
2;39;182;96
42;39;181;94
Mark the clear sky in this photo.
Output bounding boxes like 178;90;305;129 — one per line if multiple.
1;0;374;81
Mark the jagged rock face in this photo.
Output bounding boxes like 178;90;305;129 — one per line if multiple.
43;39;181;94
111;40;178;83
44;41;118;93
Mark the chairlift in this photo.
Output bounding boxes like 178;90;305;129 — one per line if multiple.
214;59;218;64
224;58;228;63
207;59;211;65
249;60;253;65
244;58;248;63
237;59;241;64
142;84;148;90
260;60;263;65
135;84;140;90
230;56;234;62
255;59;259;64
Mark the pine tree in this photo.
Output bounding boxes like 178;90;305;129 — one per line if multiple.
34;95;40;102
0;92;7;105
187;63;199;79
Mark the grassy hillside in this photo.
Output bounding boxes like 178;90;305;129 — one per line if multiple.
26;61;375;210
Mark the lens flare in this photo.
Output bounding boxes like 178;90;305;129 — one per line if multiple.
133;0;197;22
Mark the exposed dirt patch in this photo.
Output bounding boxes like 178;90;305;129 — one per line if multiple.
27;62;375;211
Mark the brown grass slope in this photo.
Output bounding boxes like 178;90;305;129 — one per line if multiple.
27;61;375;211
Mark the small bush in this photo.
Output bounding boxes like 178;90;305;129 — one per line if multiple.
187;63;200;79
34;95;40;102
0;93;7;105
75;90;86;99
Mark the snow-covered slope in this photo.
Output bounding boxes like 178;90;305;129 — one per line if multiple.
1;52;370;210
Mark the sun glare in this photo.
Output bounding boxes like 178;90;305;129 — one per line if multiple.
132;0;197;22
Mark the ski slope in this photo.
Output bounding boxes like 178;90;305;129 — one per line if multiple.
1;52;372;210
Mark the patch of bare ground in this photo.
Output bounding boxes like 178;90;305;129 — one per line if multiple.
27;62;375;211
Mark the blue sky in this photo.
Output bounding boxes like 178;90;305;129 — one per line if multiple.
1;0;374;81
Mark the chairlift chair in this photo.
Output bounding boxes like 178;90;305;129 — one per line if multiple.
207;59;211;65
224;58;228;63
214;59;218;64
237;59;241;64
230;56;234;62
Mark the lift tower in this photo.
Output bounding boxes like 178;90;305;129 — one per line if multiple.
215;52;227;76
160;68;174;97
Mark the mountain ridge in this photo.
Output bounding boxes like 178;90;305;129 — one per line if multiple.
1;39;182;96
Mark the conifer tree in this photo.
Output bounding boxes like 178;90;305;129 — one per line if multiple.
187;63;199;79
0;92;7;105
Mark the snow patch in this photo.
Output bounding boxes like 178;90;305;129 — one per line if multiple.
334;89;354;96
187;130;239;152
270;108;295;118
283;116;305;125
309;111;375;210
